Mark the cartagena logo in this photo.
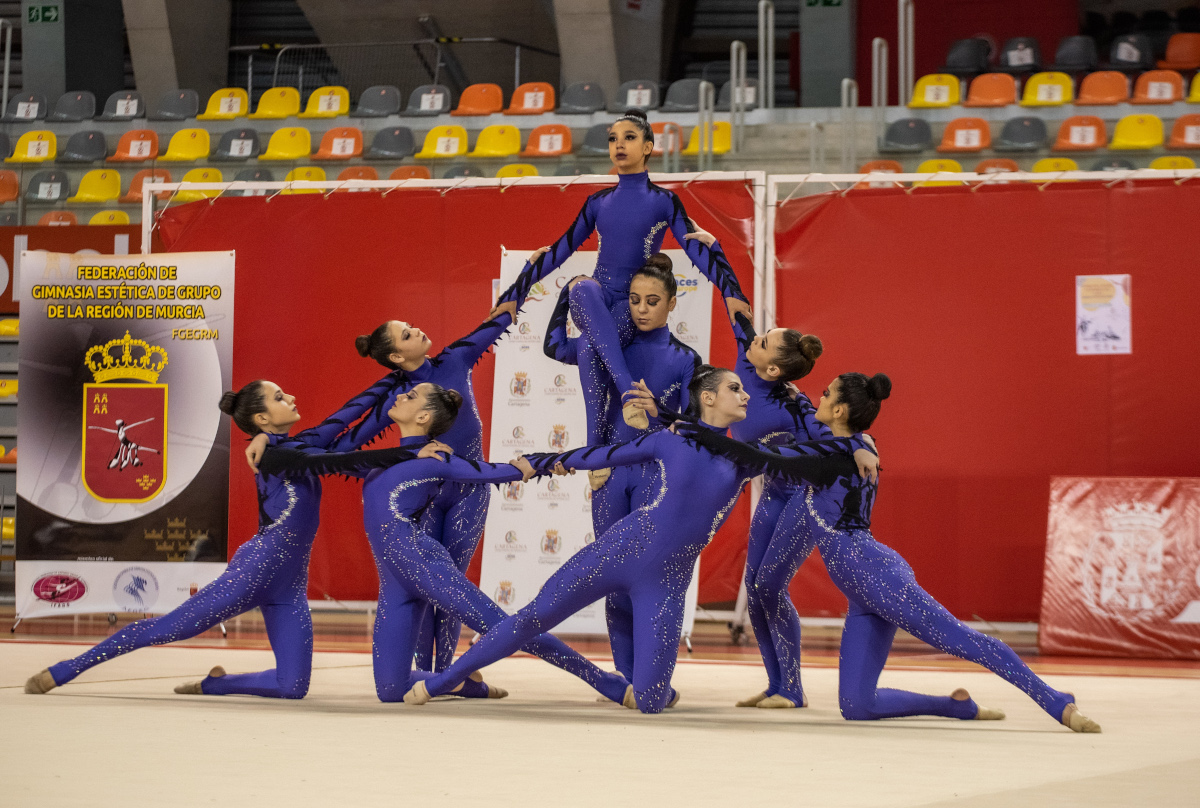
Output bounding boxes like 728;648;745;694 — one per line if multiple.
504;530;519;544
503;481;524;501
554;374;568;386
512;426;525;439
113;566;160;612
541;530;562;555
548;424;569;450
676;321;689;336
495;580;515;606
518;321;532;335
510;372;531;397
584;531;595;545
32;572;87;606
547;478;560;493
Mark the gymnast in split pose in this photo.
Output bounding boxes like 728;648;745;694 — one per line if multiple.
404;366;874;713
545;252;701;684
257;381;631;704
25;377;441;698
685;374;1102;732
496;108;749;434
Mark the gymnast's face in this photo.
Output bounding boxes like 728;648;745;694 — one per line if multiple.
253;382;301;433
701;371;750;426
628;275;675;331
388;382;434;435
744;329;787;380
815;377;849;430
609;120;652;173
386;320;432;368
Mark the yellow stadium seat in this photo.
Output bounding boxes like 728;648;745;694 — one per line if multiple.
249;87;300;119
0;318;18;336
496;163;539;178
915;158;963;186
259;127;312;160
2;515;13;538
1019;72;1074;106
159;129;211;161
282;166;326;193
0;379;17;397
1149;155;1196;170
197;87;249;120
298;86;350;118
1190;73;1200;103
6;130;56;163
90;210;131;225
415;125;469;159
468;124;521;158
176;168;223;202
681;121;732;155
908;74;960;108
1032;157;1079;172
67;169;121;203
1109;114;1164;150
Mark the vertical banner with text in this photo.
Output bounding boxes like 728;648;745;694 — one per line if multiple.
16;251;235;620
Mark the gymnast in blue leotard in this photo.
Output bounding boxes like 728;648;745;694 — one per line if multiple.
685;373;1102;732
257;382;631;705
24;376;438;698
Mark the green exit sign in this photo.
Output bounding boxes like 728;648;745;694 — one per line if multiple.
27;4;60;23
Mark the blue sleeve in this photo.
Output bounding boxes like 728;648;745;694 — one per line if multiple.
439;455;524;484
789;393;834;440
289;370;405;450
499;196;598;304
666;193;748;302
680;427;858;487
439;312;513;371
772;435;871;458
667;339;700;415
258;443;423;480
528;432;659;473
325;374;411;453
542;284;580;365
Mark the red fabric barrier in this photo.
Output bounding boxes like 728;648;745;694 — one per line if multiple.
775;181;1200;621
156;181;756;603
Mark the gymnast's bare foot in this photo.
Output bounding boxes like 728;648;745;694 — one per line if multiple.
758;693;808;708
174;665;226;695
622;402;649;430
1062;702;1101;733
404;680;432;705
588;468;611;491
24;669;57;694
951;687;1005;720
736;691;769;707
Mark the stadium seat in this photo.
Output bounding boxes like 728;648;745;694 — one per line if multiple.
258;127;312;160
996;37;1042;74
90;210;130;225
915;158;963;186
0;212;15;226
651;121;684;156
993;116;1048;152
1130;70;1184;104
119;169;172;203
67;169;121;203
609;80;660;112
661;79;703;112
1150;155;1196;169
282;166;326;193
717;79;759;111
975;158;1020;173
197;88;249;120
98;90;144;121
1074;71;1130;105
25;170;69;202
1091;158;1136;171
312;127;364;160
451;84;504;116
681;121;731;155
336;166;378;182
1167;114;1200;148
1109;114;1164;149
176;168;223;202
354;85;401;118
579;123;611;155
937;118;991;152
520;124;572;157
1109;34;1156;72
299;86;350;118
2;92;47;122
389;166;432;180
555;163;594;175
908;74;960;107
0;133;9;159
48;91;96;122
1049;35;1099;72
38;211;77;226
1158;33;1200;70
558;82;606;114
1032;157;1079;172
855;159;904;188
962;73;1016;107
443;164;486;178
57;131;107;163
212;128;261;160
6;131;56;163
107;129;159;162
1052;116;1107;151
158;128;210;161
879;118;933;153
506;82;555;115
149;89;199;121
366;127;416;159
249;87;300;119
233;167;273;195
402;84;452;116
414;125;469;159
1191;74;1200;103
496;163;539;178
0;170;17;203
939;38;991;77
1020;72;1073;106
468;124;521;158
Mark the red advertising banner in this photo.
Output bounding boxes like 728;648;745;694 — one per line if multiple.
1040;477;1200;659
0;226;140;312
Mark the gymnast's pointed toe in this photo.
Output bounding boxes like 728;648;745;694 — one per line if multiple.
736;691;769;707
25;669;57;695
622;403;649;430
1062;703;1101;733
757;694;799;709
404;680;432;705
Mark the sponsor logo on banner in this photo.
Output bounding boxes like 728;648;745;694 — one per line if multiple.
496;530;527;556
548;424;570;451
81;332;169;503
584;531;595;544
500;481;524;511
495;580;515;606
512;320;542;353
113;566;160;611
508;372;532;407
674;274;700;297
526;282;550;303
583;484;593;512
676;321;689;335
502;424;535;451
32;572;88;606
544;373;578;403
1081;502;1188;621
537;477;570;509
539;529;563;565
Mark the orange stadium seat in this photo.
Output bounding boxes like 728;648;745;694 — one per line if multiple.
389;166;432;180
975;158;1020;174
107;129;159;162
855;159;904;188
651;121;684;155
337;166;378;182
1158;33;1200;71
1052;116;1106;151
1074;71;1129;105
937;118;991;152
963;73;1017;107
312;127;363;160
38;210;77;226
451;84;504;116
1130;70;1184;104
1167;114;1200;149
120;169;172;203
520;124;572;157
505;82;555;115
0;170;17;203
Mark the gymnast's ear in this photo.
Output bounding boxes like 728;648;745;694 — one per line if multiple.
763;362;781;381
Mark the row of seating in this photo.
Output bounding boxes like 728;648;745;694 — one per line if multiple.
0;121;734;165
863;156;1197;179
910;68;1200;108
882;113;1200;153
2;210;132;226
939;32;1200;77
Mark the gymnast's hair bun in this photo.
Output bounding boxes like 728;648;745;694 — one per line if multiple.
354;335;372;358
218;391;239;416
445;389;464;410
867;373;892;401
799;334;823;362
644;252;673;272
621;108;650;122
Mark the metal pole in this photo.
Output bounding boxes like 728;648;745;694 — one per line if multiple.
840;78;858;172
514;45;521;91
730;41;747;153
897;0;914;106
662;122;683;174
808;121;825;171
1;22;10;114
698;80;715;171
246;52;253;98
872;37;888;143
758;0;775;110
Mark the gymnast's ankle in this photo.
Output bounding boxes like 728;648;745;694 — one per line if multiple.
1061;702;1101;733
736;690;769;707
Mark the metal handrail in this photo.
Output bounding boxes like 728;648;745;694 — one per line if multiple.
840;78;858;172
809;121;826;171
897;0;914;106
872;37;888;141
697;80;716;171
661;122;684;174
758;1;775;110
0;20;12;113
730;40;748;153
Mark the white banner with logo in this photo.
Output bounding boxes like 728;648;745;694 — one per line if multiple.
17;560;228;619
481;248;710;635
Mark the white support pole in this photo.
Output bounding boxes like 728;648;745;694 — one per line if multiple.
897;0;914;106
840;78;859;173
872;36;888;142
730;40;748;152
758;0;775;110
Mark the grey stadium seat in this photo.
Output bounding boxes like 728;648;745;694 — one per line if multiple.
993;116;1048;152
402;84;452;117
0;132;10;159
442;164;486;178
555;163;595;176
0;212;17;226
149;89;199;121
717;79;759;111
57;131;108;163
558;81;606;114
608;80;660;113
878;118;933;153
1049;36;1099;72
661;79;702;112
355;85;402;118
212;128;262;161
1108;34;1155;72
366;127;416;159
25;170;70;202
48;91;96;122
98;90;145;121
1090;158;1136;171
939;38;991;77
578;123;611;155
3;93;48;122
996;37;1042;74
234;167;274;196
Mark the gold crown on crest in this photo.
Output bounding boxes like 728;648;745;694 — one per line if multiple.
86;331;168;383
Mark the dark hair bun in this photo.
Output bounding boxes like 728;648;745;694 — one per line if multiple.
354;335;371;358
645;252;672;272
867;373;892;401
445;389;464;410
218;391;239;416
622;108;649;121
799;334;823;362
